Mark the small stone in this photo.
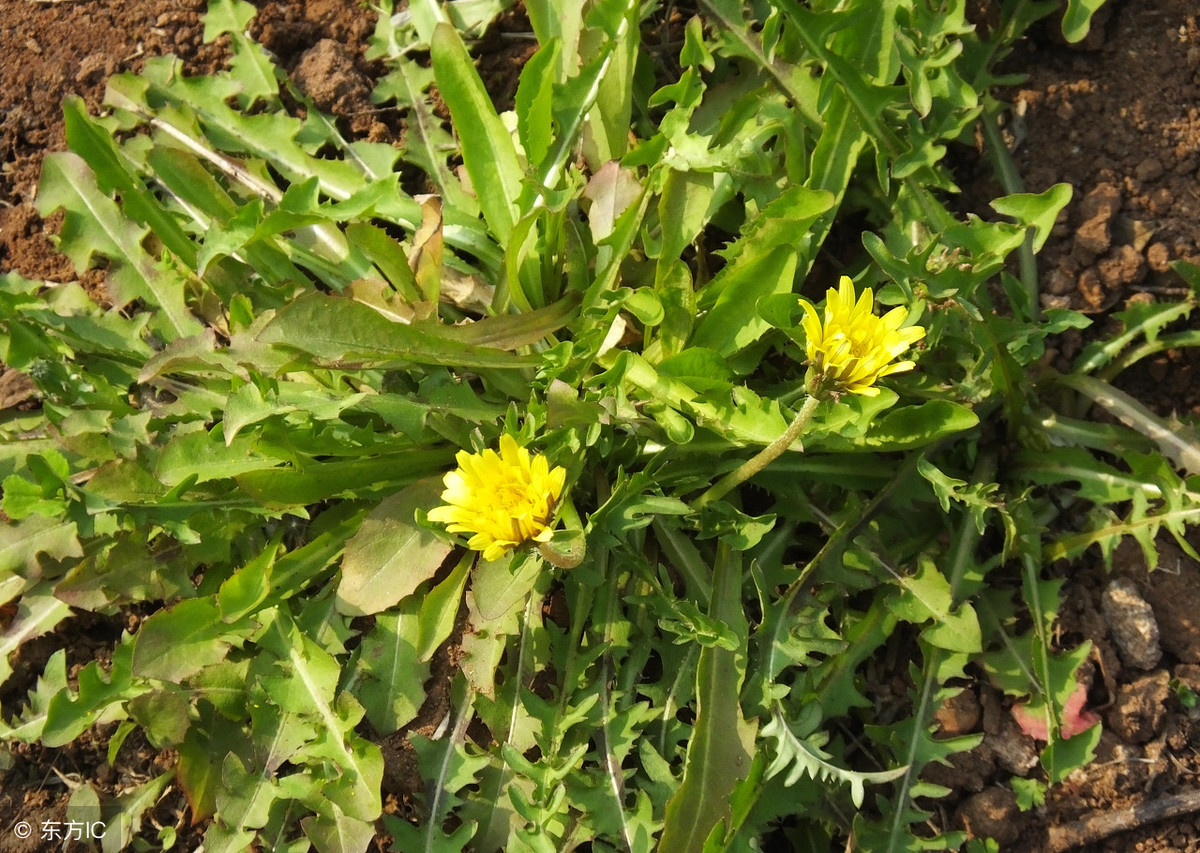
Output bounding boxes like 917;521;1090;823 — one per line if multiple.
1107;669;1170;743
936;688;982;736
1102;578;1162;670
1097;245;1146;289
1048;267;1077;295
957;788;1022;845
1077;267;1106;311
989;714;1040;776
1135;157;1164;183
1147;242;1172;272
1040;294;1072;310
1147;187;1174;216
1079;183;1122;223
1075;216;1111;255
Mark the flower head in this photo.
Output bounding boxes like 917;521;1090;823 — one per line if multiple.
427;435;566;562
799;276;925;397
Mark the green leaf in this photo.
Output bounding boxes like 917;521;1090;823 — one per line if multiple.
336;478;454;616
373;61;469;210
691;248;796;356
214;752;281;838
437;294;579;350
471;553;544;623
0;516;81;581
204;0;279;106
763;707;907;809
431;22;523;242
218;540;280;622
1057;373;1200;476
62;97;199;270
236;449;454;509
44;638;144;747
813;400;979;452
514;39;561;167
655;171;721;278
580;0;638;165
0;585;73;687
303;812;377;853
405;723;490;851
885;557;982;653
0;649;68;741
660;546;756;853
351;609;428;734
128;689;192;748
690;186;834;355
201;0;256;40
132;597;249;682
36;152;202;339
257;611;382;821
99;772;173;853
417;553;472;661
990;184;1072;253
257;292;540;369
177;701;252;822
1061;0;1108;43
155;427;279;487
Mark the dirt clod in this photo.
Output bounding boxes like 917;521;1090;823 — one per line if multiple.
1075;216;1112;256
291;38;371;117
936;687;982;737
1142;554;1200;664
957;787;1022;845
1106;669;1172;744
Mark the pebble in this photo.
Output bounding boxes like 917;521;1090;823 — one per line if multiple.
1074;216;1110;255
990;715;1040;776
1079;183;1122;222
1097;244;1146;289
1147;242;1171;272
1102;577;1162;670
957;788;1021;845
1048;267;1077;295
1134;157;1164;182
935;688;982;736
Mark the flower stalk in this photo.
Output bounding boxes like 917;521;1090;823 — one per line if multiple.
696;278;924;509
696;393;823;508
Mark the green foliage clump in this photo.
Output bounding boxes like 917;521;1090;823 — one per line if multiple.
4;0;1199;850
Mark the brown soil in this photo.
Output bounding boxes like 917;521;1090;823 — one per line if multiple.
1006;0;1200;422
2;0;1200;851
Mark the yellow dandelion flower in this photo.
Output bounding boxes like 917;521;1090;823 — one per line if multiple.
799;276;926;397
427;435;567;562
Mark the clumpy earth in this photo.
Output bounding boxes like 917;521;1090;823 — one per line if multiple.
2;0;1200;850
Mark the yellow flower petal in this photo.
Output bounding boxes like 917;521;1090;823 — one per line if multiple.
800;276;925;396
429;436;566;561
